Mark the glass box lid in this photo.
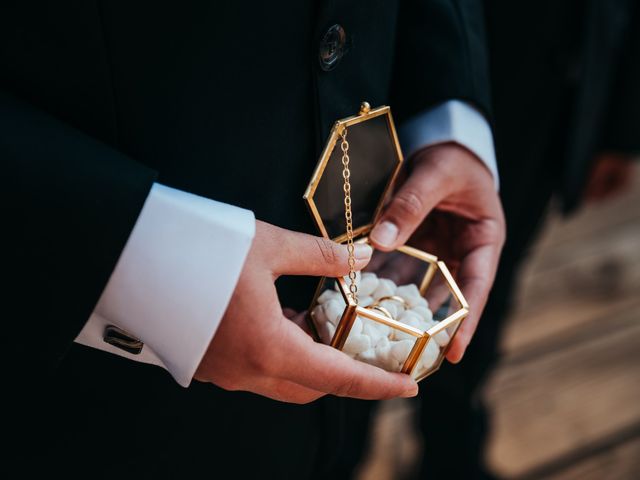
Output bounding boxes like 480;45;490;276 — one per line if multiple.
304;102;404;242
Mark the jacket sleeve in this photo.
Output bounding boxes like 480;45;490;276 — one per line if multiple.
601;4;640;154
2;89;157;374
390;0;492;124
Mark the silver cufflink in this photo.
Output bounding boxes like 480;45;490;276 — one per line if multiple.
103;325;144;355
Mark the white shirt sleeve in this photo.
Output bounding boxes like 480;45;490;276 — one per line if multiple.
399;99;500;190
75;183;255;387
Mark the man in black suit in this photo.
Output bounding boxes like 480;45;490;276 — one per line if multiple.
432;1;639;477
3;1;506;477
335;1;640;478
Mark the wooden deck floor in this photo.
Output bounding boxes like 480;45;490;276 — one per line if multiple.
358;165;640;480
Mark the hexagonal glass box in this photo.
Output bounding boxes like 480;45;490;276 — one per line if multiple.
303;103;469;381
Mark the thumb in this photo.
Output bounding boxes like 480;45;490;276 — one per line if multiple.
273;229;373;277
370;157;447;251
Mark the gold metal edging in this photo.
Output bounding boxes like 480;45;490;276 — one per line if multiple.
401;335;429;375
427;307;468;336
355;306;424;337
438;261;470;309
303;104;404;243
331;304;358;349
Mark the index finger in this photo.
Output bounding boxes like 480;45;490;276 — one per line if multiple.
446;236;502;363
276;319;418;400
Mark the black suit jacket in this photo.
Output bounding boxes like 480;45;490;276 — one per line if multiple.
1;1;490;476
486;0;640;215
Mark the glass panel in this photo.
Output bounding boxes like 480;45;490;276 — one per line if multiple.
309;277;348;345
425;266;462;323
310;270;423;371
364;247;430;288
313;114;400;239
412;336;441;380
351;249;433;370
342;314;420;373
413;267;465;380
361;248;433;340
309;248;465;381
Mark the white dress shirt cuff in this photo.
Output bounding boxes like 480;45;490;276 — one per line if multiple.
75;183;255;387
399;99;499;190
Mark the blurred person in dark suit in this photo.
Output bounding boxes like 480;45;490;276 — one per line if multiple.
421;1;639;478
335;1;639;478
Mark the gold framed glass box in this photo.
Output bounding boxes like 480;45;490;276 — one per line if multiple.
303;103;469;381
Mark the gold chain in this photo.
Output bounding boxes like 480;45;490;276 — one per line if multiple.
340;128;358;304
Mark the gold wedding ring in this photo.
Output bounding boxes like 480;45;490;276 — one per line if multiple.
366;295;410;320
372;295;410;309
367;305;394;319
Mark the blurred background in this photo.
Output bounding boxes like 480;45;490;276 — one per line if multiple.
355;164;640;480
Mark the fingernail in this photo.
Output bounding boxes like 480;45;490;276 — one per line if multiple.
354;243;373;261
371;222;398;247
448;349;464;364
401;385;419;398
